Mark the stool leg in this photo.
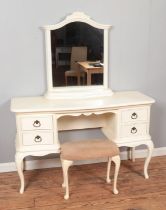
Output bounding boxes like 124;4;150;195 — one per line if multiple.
61;159;73;200
128;147;135;162
131;147;135;162
106;157;112;183
112;155;120;195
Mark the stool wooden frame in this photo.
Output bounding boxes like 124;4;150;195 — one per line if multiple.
60;140;120;200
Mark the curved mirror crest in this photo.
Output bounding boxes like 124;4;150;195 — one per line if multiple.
51;22;104;87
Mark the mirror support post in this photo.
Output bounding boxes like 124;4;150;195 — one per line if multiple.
104;28;109;89
45;29;52;93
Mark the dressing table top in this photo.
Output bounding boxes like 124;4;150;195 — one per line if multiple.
11;91;155;113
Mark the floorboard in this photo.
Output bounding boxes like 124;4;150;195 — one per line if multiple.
0;156;166;210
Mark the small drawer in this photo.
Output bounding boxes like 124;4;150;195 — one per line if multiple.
120;123;147;138
121;108;148;123
22;132;54;146
20;115;53;131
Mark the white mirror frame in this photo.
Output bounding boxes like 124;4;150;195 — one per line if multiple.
42;12;113;99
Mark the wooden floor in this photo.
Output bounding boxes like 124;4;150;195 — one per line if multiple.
0;156;166;210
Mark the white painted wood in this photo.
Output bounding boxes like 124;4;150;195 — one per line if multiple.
11;91;155;192
14;150;59;194
16;142;59;153
22;132;54;146
42;12;111;31
120;123;148;138
57;113;110;131
20;115;53;130
15;152;25;194
4;10;158;194
61;159;73;200
112;155;120;195
42;11;113;99
121;107;149;123
116;139;154;179
144;140;154;179
11;91;154;113
106;157;112;183
61;153;120;199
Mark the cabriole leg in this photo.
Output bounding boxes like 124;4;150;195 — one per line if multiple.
144;141;154;179
61;159;73;200
106;157;112;183
112;155;121;195
15;152;25;194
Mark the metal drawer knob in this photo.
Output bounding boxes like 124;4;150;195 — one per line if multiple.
131;127;137;134
33;120;41;127
131;112;138;119
34;135;42;142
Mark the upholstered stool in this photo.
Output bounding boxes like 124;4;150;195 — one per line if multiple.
60;139;120;199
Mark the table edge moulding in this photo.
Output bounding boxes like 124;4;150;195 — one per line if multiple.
10;11;155;194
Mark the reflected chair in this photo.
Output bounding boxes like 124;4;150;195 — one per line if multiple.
60;139;120;199
65;46;87;86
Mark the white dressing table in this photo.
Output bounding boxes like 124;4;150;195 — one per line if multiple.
10;12;155;193
11;91;154;193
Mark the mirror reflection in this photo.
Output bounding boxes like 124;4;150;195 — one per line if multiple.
51;22;104;87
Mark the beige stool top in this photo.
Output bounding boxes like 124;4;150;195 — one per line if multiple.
60;139;119;161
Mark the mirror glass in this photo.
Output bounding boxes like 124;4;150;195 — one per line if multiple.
51;22;104;87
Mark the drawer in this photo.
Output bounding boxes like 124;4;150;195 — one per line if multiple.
120;123;147;138
22;132;54;146
121;108;148;123
20;115;53;131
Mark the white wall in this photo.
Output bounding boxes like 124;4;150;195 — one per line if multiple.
0;0;166;163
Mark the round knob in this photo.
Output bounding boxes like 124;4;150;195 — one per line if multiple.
131;127;137;134
33;120;41;127
131;112;138;119
34;135;42;142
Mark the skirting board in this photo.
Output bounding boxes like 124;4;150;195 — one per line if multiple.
0;147;166;173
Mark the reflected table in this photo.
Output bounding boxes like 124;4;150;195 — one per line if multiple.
78;61;103;85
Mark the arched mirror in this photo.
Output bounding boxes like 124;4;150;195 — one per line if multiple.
43;12;113;99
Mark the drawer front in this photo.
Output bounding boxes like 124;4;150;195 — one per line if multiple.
120;123;147;138
121;108;148;123
21;116;53;131
22;132;54;146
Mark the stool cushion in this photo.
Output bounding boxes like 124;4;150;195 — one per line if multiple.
60;139;119;161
